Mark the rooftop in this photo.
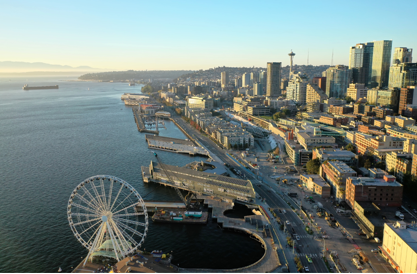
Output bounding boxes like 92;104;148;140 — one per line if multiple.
301;174;329;188
326;160;356;174
386;223;417;254
348;177;402;187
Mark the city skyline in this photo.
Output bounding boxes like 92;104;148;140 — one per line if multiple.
2;0;416;71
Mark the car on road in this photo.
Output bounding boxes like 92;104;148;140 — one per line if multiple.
306;255;313;263
286;220;291;225
296;235;300;241
304;266;309;272
371;249;379;253
282;209;286;213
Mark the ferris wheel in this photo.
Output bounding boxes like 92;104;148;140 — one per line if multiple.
67;175;148;265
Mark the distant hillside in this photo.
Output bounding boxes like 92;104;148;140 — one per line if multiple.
0;61;104;72
175;65;332;82
79;70;195;81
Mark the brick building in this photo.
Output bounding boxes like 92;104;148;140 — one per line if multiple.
345;175;403;210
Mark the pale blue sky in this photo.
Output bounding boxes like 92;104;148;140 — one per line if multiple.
1;0;415;70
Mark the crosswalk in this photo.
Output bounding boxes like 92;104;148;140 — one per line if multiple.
297;253;320;258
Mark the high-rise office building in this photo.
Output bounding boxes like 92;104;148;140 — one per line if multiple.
221;71;229;89
266;62;281;97
389;63;417;89
287;72;308;104
242;73;251;87
325;65;351;98
349;43;374;86
250;72;258;86
376;88;400;113
253;82;263;96
367;88;379;105
370;40;392;88
393;47;413;64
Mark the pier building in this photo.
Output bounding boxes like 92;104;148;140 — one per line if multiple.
141;161;256;202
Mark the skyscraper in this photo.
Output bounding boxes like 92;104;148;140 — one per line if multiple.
242;73;250;87
370;40;392;88
389;63;417;89
259;70;267;91
325;65;351;98
221;71;229;89
253;82;263;96
266;62;281;97
349;43;373;86
250;72;259;86
234;77;242;88
393;47;413;64
312;77;326;92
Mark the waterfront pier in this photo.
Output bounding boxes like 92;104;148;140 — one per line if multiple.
132;108;159;134
141;161;256;202
145;134;209;156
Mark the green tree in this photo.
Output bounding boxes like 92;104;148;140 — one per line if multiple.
345;143;356;153
306;159;321;174
345;96;355;104
364;159;372;169
375;161;386;170
141;84;154;93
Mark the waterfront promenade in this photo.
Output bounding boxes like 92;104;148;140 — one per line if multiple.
179;196;280;273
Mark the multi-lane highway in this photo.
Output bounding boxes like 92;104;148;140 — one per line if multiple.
255;185;329;273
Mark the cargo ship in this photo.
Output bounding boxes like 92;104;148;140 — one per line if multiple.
22;84;59;90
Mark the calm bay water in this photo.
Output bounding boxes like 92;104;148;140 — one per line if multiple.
0;77;263;272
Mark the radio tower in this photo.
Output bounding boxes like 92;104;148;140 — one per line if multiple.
289;50;296;79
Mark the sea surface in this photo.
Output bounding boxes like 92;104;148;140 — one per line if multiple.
0;77;263;272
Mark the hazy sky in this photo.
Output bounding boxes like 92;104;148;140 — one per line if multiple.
2;0;416;71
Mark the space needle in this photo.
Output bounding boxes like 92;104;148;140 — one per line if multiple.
288;50;295;79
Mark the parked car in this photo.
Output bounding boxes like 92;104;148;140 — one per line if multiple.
371;249;379;253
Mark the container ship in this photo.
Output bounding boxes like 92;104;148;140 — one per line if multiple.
22;84;59;90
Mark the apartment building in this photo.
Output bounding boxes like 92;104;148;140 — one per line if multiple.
306;83;328;103
355;133;404;160
386;151;412;182
372;106;393;119
320;160;357;201
395;116;415;128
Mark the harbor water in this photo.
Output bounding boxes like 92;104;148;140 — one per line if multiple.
0;78;264;272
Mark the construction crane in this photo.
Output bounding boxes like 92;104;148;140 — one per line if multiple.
152;152;198;209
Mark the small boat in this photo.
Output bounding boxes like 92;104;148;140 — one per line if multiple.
58;267;62;272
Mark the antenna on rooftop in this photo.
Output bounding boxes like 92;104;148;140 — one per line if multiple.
307;49;309;66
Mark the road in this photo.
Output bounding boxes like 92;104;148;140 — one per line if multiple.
255;185;329;273
174;116;330;272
